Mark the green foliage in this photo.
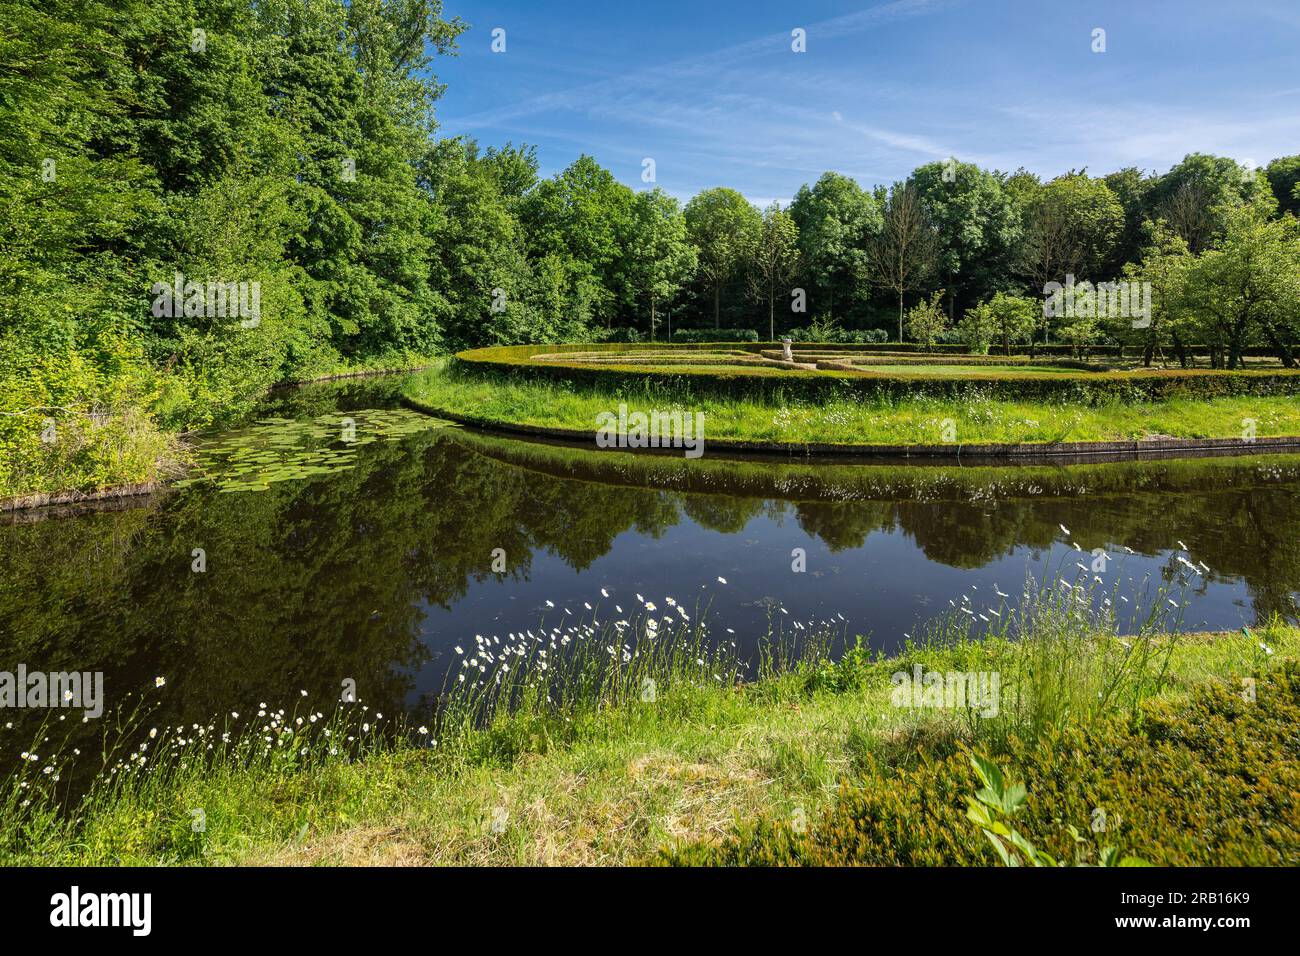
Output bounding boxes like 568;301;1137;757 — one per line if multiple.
670;328;760;343
905;290;949;349
627;188;697;340
1018;173;1125;327
748;202;801;340
666;663;1300;866
788;172;880;324
912;160;1021;315
786;325;890;344
1182;197;1300;368
866;180;939;338
684;188;763;328
804;637;874;693
1265;155;1300;219
965;754;1146;866
5;2;1300;500
0;0;465;497
958;292;1037;354
1152;152;1262;253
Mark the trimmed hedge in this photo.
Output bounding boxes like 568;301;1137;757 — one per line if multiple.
663;663;1300;866
453;343;1300;405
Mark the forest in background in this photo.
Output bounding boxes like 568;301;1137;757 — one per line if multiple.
3;0;1300;496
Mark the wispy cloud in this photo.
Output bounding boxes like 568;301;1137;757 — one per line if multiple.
437;0;1298;201
447;0;963;131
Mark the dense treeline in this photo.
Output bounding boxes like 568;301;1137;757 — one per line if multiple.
2;0;1300;495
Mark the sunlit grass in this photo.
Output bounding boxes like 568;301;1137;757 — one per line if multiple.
1;555;1292;866
405;360;1300;447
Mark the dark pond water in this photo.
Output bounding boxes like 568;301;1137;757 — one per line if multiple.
2;373;1299;781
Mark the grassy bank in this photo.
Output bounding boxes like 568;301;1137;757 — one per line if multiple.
405;360;1300;448
0;353;439;504
3;570;1294;866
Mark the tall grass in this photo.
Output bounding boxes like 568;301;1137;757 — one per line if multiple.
0;594;843;861
891;547;1277;752
0;556;1281;864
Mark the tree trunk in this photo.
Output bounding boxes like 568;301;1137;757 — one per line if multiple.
650;299;657;342
1264;324;1297;368
768;290;775;342
713;284;720;329
897;291;904;342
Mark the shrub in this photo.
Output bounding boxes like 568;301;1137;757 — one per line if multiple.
905;290;948;350
671;328;759;343
786;326;890;344
597;327;645;343
663;663;1300;866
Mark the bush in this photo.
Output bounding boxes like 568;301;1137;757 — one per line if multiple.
670;328;759;343
786;326;890;344
663;663;1300;866
596;327;645;344
0;335;179;499
905;291;948;350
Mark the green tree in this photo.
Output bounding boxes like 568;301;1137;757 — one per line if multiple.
683;188;762;329
1126;223;1192;366
1017;173;1123;343
1183;196;1300;368
959;293;1038;355
748;202;801;340
1264;155;1300;219
1150;153;1260;253
905;290;948;349
520;154;636;328
866;181;938;340
626;188;696;340
1102;166;1159;274
424;139;540;348
912;160;1020;319
788;172;879;324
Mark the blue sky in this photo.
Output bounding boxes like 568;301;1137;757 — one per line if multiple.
432;0;1300;206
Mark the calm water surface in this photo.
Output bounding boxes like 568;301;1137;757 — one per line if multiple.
2;373;1298;775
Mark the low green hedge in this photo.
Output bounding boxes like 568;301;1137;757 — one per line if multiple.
663;663;1300;866
453;344;1300;404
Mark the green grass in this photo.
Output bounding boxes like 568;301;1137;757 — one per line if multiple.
3;568;1294;867
405;359;1300;447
